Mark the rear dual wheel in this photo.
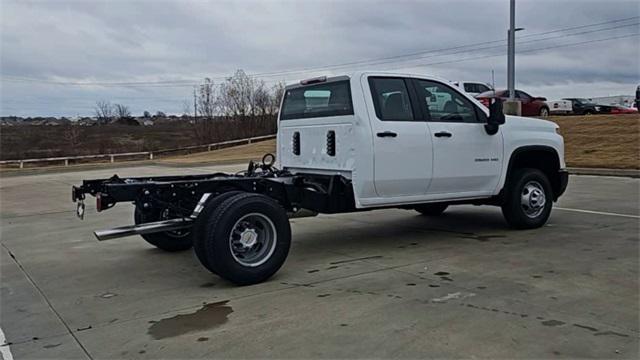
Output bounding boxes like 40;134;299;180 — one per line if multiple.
193;192;291;285
134;207;193;252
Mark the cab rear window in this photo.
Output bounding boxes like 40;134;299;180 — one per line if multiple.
280;80;353;120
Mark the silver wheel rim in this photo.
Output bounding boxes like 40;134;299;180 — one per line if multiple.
520;181;546;218
541;108;548;117
229;213;277;267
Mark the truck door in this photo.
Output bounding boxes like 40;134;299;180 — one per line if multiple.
364;76;433;198
412;79;503;196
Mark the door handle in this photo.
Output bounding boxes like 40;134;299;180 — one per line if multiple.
377;131;397;138
434;131;452;138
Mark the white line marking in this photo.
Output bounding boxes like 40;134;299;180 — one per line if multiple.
431;292;476;303
0;326;14;360
555;207;640;219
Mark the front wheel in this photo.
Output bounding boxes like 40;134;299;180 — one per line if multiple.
539;107;549;117
195;193;291;285
134;207;193;252
501;168;553;229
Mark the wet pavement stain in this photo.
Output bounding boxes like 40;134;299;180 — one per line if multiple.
330;256;383;265
148;300;232;340
573;324;598;332
434;271;450;276
594;331;629;338
43;343;61;349
462;234;506;242
197;337;209;342
307;269;319;273
199;282;216;288
428;284;440;288
317;294;331;297
541;319;565;327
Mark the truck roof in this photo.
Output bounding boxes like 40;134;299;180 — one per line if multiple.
291;71;455;88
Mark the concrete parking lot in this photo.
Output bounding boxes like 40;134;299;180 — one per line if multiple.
1;164;638;359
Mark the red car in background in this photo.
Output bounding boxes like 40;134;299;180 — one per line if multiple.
476;89;550;117
599;104;639;114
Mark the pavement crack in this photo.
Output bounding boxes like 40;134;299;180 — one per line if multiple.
1;243;94;360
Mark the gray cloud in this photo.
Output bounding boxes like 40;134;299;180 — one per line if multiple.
1;0;638;116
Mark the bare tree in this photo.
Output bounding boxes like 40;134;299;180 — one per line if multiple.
197;78;217;119
113;104;131;120
269;82;286;115
253;80;271;116
218;70;255;117
94;100;113;124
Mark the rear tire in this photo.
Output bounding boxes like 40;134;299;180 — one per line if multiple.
195;193;291;285
134;207;193;252
415;203;448;216
539;107;549;117
501;168;553;229
192;191;244;273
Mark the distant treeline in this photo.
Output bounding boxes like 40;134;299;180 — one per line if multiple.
1;115;276;160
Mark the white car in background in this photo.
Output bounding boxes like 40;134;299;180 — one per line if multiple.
453;81;494;96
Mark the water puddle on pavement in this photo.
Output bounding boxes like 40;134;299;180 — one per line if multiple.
147;300;233;340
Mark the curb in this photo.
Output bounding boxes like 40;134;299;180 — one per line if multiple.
568;167;639;178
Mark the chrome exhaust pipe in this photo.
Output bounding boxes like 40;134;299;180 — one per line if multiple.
94;218;194;241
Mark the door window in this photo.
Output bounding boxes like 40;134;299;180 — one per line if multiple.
516;90;532;102
414;80;479;123
368;77;414;121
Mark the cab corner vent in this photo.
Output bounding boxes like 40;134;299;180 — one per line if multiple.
292;132;300;156
326;130;336;157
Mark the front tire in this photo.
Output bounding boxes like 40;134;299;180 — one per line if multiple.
134;207;193;252
539;107;549;117
415;203;448;216
501;168;553;229
195;193;291;285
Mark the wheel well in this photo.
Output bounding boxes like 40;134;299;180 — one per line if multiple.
506;147;562;200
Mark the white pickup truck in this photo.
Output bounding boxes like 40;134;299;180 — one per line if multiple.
73;71;569;285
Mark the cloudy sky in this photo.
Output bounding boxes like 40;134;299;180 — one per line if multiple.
1;0;639;117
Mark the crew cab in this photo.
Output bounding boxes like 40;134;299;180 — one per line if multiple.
476;89;550;117
72;72;568;285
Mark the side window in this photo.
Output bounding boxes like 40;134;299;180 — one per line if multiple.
477;84;491;93
414;80;479;123
516;90;531;101
464;83;476;93
368;77;414;121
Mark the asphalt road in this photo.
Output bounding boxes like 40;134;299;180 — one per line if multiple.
1;165;638;359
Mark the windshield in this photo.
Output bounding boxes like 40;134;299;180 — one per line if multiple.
575;98;596;105
280;80;353;120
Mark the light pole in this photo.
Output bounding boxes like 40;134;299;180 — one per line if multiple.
505;0;525;115
507;26;525;100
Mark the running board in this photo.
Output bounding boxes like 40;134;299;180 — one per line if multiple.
94;218;194;241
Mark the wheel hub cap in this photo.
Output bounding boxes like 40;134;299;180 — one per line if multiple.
521;181;546;218
239;229;258;248
229;213;277;267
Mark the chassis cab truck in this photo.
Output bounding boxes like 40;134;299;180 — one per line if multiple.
72;72;569;285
